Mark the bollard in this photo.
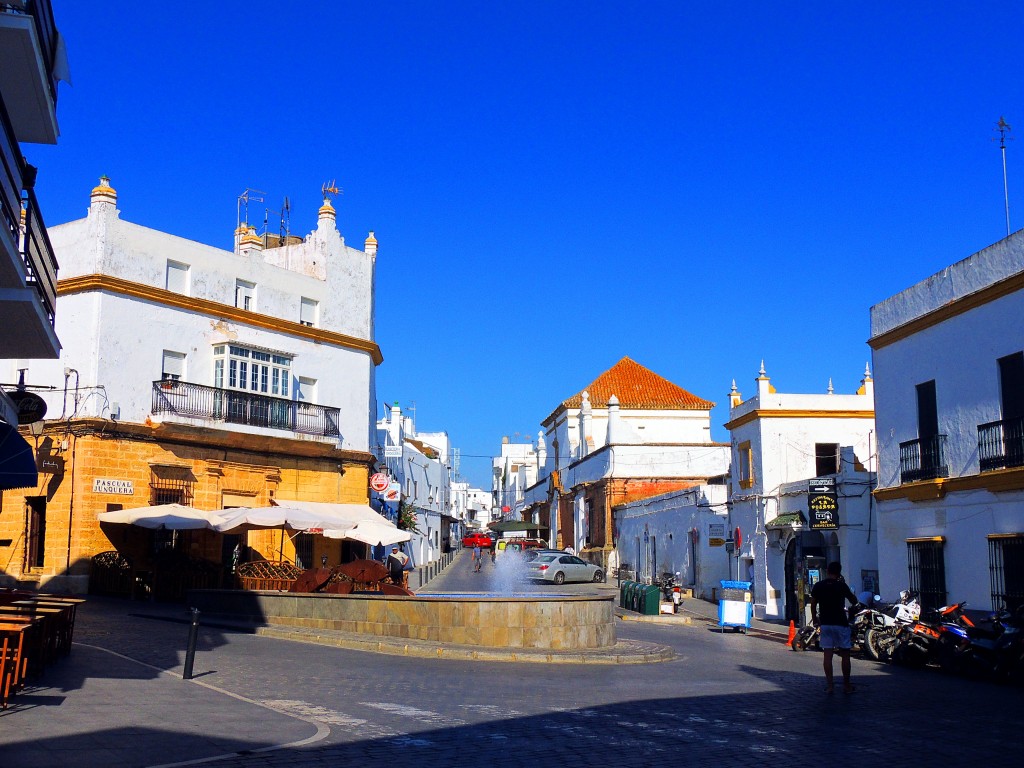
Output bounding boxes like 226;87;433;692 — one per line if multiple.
182;608;201;680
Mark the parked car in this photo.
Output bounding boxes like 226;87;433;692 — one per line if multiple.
522;548;566;562
501;538;546;553
461;532;494;548
526;554;605;584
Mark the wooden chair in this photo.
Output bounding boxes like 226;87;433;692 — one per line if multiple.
0;623;31;709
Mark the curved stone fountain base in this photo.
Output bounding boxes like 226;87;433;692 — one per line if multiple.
188;589;617;651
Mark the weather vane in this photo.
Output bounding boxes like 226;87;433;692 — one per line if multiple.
995;117;1013;236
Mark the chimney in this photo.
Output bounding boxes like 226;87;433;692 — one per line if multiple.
606;394;623;444
578;391;594;458
364;231;378;259
89;176;118;215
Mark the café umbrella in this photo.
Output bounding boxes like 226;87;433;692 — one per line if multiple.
325;520;411;547
97;503;225;530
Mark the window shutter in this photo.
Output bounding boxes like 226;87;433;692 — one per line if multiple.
166;261;189;293
162;350;185;379
300;298;317;327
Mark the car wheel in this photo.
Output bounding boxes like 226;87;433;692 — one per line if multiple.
553;572;565;585
593;570;604;583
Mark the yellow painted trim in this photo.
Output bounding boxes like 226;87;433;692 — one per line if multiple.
873;466;1024;502
906;536;945;543
987;532;1024;540
737;440;754;488
57;274;383;365
869;270;1024;350
725;409;874;430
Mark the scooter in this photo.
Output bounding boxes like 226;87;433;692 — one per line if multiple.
659;572;683;613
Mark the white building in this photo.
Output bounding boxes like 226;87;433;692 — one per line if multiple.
725;363;877;622
516;357;730;568
870;230;1024;613
375;403;455;565
451;481;491;531
492;438;538;519
26;179;381;449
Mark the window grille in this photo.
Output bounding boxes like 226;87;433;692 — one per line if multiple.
150;466;196;506
907;538;946;613
988;534;1024;612
294;533;314;570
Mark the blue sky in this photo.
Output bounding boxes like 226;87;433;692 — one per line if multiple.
30;2;1024;488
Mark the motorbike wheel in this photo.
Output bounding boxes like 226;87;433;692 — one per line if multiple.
865;627;896;662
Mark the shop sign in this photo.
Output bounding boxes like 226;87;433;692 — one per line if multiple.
369;473;390;492
709;522;725;539
384;445;402;458
709;537;726;547
37;454;65;474
383;483;401;502
93;478;134;495
9;390;47;424
808;477;838;529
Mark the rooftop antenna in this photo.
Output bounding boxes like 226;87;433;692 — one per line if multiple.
322;180;342;201
995;117;1013;236
237;188;266;233
280;196;291;241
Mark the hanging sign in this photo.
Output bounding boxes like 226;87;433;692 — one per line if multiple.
383;483;401;502
384;445;402;458
9;391;47;424
369;473;390;492
808;477;839;529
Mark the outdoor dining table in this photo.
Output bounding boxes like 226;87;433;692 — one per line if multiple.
0;605;65;671
0;620;35;709
15;598;83;657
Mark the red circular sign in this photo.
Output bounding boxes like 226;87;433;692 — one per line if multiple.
369;473;389;492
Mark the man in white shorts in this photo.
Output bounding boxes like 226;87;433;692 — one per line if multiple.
809;561;859;693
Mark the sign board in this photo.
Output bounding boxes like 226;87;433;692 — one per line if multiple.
93;478;134;495
383;483;401;502
37;455;65;474
369;473;390;492
808;476;839;529
725;538;735;553
708;523;725;539
9;390;47;424
384;445;402;458
708;537;726;547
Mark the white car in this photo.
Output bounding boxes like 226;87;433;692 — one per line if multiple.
526;553;605;584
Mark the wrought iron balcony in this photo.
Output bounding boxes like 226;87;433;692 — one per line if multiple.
899;434;949;484
978;416;1024;472
152;380;340;438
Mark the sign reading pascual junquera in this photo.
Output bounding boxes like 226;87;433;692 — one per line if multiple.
93;478;135;495
807;477;838;529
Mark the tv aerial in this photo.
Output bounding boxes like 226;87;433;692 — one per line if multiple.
322;180;342;201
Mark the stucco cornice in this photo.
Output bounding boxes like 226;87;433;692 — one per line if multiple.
57;274;384;365
869;270;1024;350
724;409;874;430
873;466;1024;502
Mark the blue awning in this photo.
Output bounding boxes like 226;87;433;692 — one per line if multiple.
0;421;38;491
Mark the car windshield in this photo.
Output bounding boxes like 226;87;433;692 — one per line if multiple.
534;555;558;563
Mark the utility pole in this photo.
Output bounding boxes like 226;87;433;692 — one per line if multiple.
996;116;1013;237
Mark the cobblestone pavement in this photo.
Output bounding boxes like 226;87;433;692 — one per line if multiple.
3;553;1022;767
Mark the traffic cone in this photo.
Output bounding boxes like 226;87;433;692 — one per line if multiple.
786;620;796;647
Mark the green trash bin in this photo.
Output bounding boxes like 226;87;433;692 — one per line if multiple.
642;584;661;615
619;580;631;608
626;582;639;612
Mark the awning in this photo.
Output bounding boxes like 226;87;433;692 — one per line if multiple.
98;503;225;530
214;499;395;535
326;520;411;546
766;511;806;529
0;421;38;491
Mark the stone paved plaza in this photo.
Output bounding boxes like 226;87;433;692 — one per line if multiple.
2;554;1021;767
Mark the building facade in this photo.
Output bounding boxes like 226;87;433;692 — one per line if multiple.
725;363;877;622
870;231;1024;612
516;357;730;569
1;0;68;493
1;179;382;591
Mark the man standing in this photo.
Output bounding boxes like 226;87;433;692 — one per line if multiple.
472;544;482;572
809;561;859;694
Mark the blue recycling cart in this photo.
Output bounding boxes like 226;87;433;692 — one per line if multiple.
718;579;753;633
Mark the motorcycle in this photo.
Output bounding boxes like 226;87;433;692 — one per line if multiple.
792;601;869;653
936;602;1023;679
863;591;921;662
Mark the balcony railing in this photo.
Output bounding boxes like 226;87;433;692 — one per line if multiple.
152;380;340;438
978;416;1024;472
899;434;949;484
1;94;58;328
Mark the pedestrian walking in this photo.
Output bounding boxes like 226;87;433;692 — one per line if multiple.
472;544;482;572
809;561;859;694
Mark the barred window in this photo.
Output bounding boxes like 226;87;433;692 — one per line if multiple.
150;465;196;506
907;537;946;613
988;534;1024;612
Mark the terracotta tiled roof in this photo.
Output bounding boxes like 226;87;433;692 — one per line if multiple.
557;357;715;414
